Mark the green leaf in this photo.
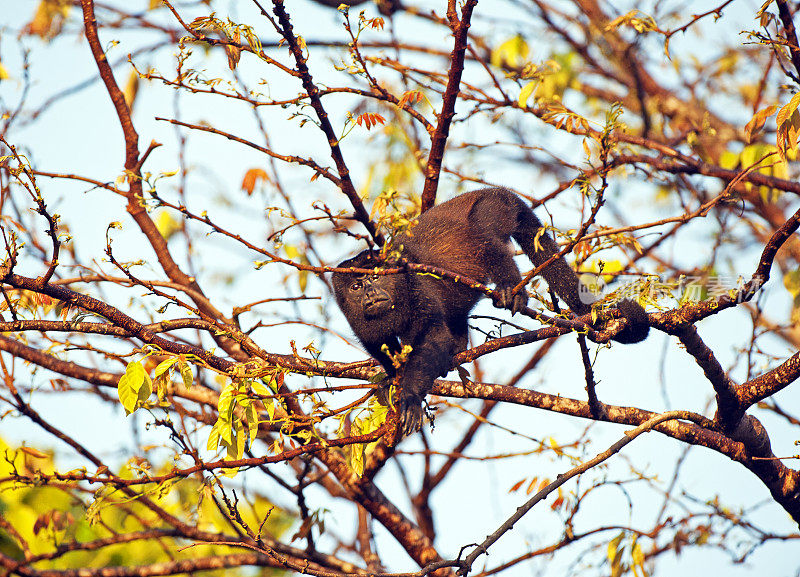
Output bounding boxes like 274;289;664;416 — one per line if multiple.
178;360;193;388
218;384;237;424
207;421;222;452
153;357;178;379
117;361;150;415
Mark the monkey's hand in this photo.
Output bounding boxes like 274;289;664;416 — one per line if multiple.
399;394;425;436
494;285;528;315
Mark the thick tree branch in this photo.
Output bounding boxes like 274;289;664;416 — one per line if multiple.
420;0;478;211
80;0;246;363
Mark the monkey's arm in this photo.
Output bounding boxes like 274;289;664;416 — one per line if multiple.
397;320;456;435
362;337;402;378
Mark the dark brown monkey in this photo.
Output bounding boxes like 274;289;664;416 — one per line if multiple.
332;187;648;435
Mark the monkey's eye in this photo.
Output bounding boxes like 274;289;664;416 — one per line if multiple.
349;281;362;292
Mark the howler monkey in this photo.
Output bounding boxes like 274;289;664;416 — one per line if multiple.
332;187;648;435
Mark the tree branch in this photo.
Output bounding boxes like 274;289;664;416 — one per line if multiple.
420;0;478;211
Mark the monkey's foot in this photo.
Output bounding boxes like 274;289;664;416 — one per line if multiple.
456;365;473;390
494;286;528;315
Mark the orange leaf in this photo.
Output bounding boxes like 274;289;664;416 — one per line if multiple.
744;105;777;143
366;17;384;30
19;446;49;459
241;168;270;195
399;90;422;108
508;478;527;493
355;113;386;130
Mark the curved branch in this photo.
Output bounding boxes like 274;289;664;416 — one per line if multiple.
456;410;707;575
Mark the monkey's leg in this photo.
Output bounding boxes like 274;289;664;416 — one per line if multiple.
480;238;529;314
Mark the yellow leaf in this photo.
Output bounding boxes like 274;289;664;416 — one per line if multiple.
607;533;623;563
179;361;193;388
518;81;537;109
740;144;759;169
719;150;740;170
123;70;138;111
155;210;182;240
350;442;365;476
207;421;222;452
27;0;70;40
153;357;178;379
490;35;529;68
251;380;272;397
776;92;800;127
606;10;657;33
19;446;50;459
246;404;259;443
744;104;777;143
218;383;237;422
632;541;645;567
225;44;241;70
118;361;151;415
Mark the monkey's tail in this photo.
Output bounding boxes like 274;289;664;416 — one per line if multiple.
514;207;650;343
513;210;594;316
611;299;650;343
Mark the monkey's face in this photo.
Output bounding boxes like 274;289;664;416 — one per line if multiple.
346;274;395;318
332;251;410;341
